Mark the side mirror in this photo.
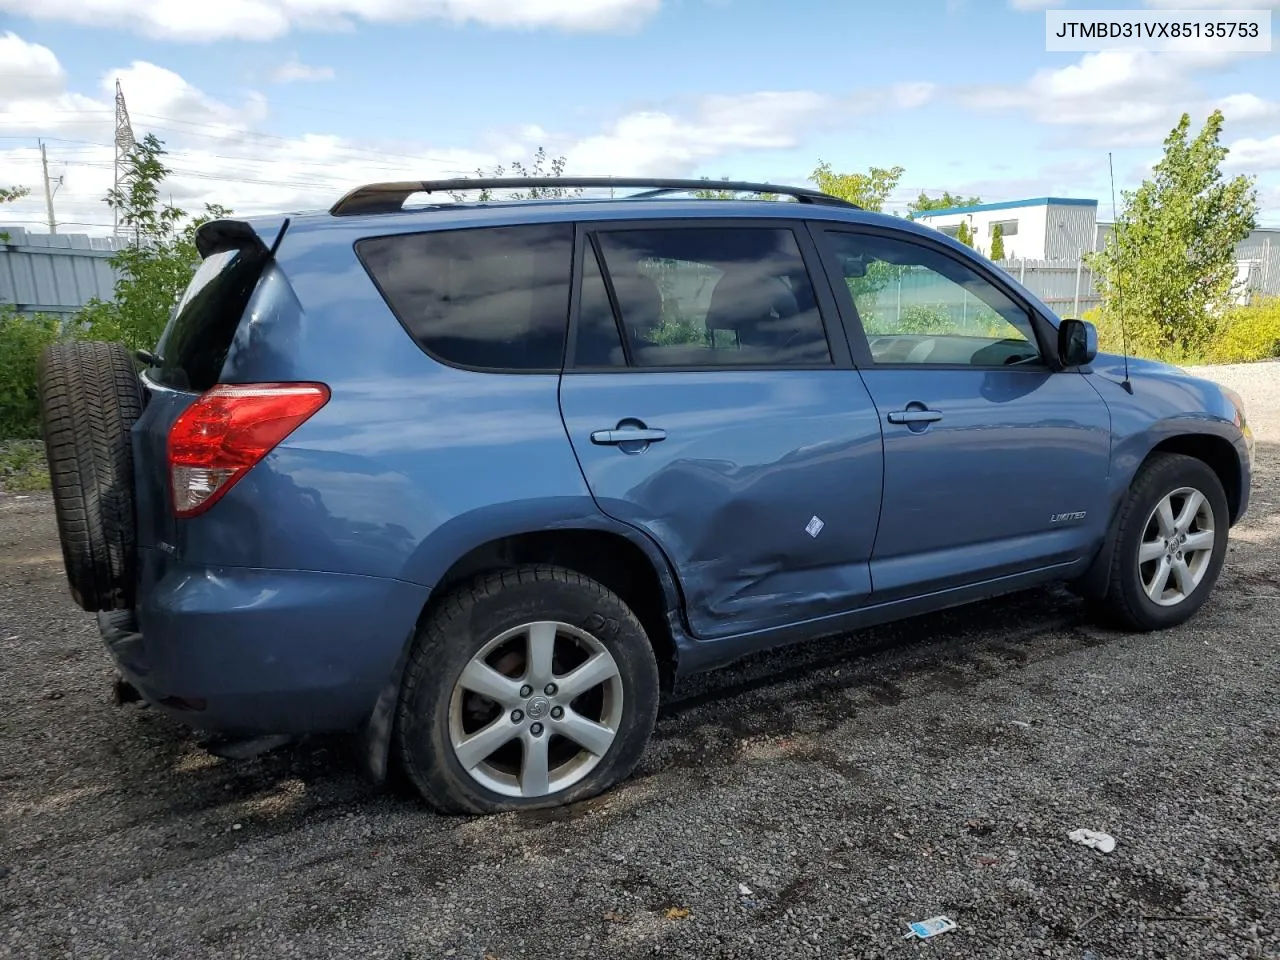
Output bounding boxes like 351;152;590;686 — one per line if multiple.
842;255;867;279
1057;318;1097;367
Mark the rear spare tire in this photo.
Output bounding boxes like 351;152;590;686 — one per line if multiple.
38;340;144;612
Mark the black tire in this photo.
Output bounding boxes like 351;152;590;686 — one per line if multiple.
37;340;144;612
396;565;660;814
1095;452;1230;631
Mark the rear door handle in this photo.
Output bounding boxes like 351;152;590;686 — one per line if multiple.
887;409;943;424
591;427;667;445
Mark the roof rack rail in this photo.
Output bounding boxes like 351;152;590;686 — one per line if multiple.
329;177;858;217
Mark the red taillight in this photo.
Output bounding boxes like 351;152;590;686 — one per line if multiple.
167;382;330;518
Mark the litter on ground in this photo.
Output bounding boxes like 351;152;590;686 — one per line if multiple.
904;915;957;940
1068;829;1117;853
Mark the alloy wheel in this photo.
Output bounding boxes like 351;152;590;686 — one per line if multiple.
447;621;624;798
1137;485;1216;607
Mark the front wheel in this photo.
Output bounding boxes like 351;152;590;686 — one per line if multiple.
1097;453;1230;631
395;565;660;814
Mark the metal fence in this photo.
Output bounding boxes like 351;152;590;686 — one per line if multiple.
997;258;1102;317
0;228;124;318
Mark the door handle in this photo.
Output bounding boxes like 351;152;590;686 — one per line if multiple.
887;409;943;424
590;427;667;445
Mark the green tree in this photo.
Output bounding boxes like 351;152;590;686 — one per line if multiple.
451;146;583;201
907;190;981;219
75;134;231;350
810;161;904;212
692;175;778;201
1;185;29;243
955;221;973;247
989;222;1005;261
1085;109;1257;358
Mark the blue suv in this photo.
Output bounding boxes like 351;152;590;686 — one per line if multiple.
38;177;1254;813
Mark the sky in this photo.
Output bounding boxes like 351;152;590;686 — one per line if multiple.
1;0;1278;236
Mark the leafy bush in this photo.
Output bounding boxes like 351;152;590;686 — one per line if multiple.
1203;296;1280;364
0;308;64;440
0;439;49;492
1084;296;1280;365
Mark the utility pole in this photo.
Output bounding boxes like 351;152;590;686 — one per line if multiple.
40;140;59;234
113;79;136;237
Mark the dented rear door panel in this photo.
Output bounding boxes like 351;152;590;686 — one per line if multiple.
559;370;884;639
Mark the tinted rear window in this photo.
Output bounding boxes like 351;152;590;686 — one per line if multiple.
154;246;267;391
356;223;574;372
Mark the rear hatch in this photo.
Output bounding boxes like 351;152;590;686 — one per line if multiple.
132;219;279;556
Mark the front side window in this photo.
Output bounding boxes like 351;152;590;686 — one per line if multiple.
825;231;1043;367
357;223;574;371
585;226;832;368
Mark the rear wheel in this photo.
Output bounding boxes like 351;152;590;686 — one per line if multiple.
396;565;660;814
1096;453;1229;631
38;341;144;611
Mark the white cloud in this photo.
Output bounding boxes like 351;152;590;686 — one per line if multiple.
0;31;936;236
0;0;663;42
1214;92;1280;123
0;32;65;99
958;47;1277;147
271;58;335;83
1227;134;1280;172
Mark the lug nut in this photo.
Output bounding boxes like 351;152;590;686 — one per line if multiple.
530;722;544;736
551;706;564;720
519;684;533;698
511;709;524;723
544;683;557;696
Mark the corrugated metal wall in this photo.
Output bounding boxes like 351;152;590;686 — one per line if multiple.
0;228;123;317
1044;204;1099;260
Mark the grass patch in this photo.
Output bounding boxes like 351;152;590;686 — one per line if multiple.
0;440;50;493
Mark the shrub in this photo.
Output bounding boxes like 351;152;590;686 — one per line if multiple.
1083;296;1280;365
1204;296;1280;364
0;308;64;440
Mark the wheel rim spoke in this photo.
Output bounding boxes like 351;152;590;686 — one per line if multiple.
1170;557;1193;596
557;652;620;701
454;716;520;771
526;622;558;687
1144;556;1172;601
1174;490;1205;534
1138;539;1166;564
1155;497;1177;538
557;708;617;757
520;734;550;797
1183;530;1214;554
457;659;522;708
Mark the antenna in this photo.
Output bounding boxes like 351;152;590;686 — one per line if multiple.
1107;152;1133;394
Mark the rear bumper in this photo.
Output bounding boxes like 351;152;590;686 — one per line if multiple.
102;550;431;735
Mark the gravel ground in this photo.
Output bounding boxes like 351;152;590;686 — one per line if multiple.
2;362;1278;960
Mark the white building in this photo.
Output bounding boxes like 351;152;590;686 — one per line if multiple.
915;197;1280;299
913;197;1099;261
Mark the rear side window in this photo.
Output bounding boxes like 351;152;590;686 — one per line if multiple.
357;223;574;372
154;246;267;391
587;227;832;368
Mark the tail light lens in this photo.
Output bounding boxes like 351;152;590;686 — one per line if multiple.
168;382;330;518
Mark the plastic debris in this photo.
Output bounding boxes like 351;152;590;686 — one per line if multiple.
737;883;753;897
904;915;956;940
1068;829;1116;853
1008;720;1032;729
664;907;690;921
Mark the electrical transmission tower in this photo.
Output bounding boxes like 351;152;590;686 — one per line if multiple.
112;79;136;237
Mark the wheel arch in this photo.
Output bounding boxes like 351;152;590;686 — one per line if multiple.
1073;425;1245;601
361;515;688;783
